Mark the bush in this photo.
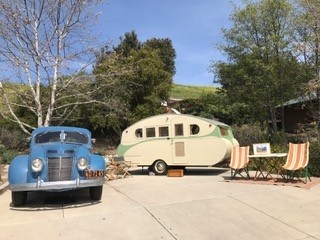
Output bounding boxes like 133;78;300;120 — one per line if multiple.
0;149;18;164
0;145;19;164
0;128;28;165
309;140;320;177
232;123;269;148
233;124;320;177
0;127;28;150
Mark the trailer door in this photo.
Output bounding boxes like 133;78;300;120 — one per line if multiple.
171;116;188;164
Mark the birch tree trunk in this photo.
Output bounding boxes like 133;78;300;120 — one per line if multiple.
0;0;104;134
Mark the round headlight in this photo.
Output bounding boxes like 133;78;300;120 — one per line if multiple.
31;158;43;172
77;157;88;171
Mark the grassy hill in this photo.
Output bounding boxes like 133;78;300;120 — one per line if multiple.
170;84;217;99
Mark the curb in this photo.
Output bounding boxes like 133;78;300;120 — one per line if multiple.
0;181;9;195
0;164;9;195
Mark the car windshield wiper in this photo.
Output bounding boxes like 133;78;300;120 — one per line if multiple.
36;130;53;143
37;130;51;138
75;130;89;143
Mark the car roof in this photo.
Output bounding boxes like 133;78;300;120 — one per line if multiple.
32;126;91;136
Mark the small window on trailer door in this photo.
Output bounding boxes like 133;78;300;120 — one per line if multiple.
174;124;184;136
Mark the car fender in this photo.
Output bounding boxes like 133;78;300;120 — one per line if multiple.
90;154;106;170
8;155;29;185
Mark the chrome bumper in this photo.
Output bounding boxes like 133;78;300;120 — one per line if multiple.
9;178;105;192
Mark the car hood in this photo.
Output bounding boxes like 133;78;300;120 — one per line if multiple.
29;143;89;160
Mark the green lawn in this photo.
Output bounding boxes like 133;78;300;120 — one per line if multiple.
170;84;217;99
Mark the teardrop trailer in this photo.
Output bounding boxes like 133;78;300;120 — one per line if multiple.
117;114;239;175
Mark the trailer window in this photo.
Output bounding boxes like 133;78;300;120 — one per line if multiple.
219;127;228;136
146;127;156;138
174;124;184;136
135;128;143;138
159;126;169;137
190;124;200;135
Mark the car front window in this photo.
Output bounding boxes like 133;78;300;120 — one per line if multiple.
64;131;88;144
35;131;89;144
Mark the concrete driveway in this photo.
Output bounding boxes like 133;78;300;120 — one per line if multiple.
0;167;320;240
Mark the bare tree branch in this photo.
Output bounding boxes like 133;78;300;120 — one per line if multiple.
0;0;105;134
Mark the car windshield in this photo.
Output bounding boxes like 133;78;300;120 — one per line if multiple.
34;131;89;144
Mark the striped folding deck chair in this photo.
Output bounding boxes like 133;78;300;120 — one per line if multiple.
229;146;250;179
280;142;311;183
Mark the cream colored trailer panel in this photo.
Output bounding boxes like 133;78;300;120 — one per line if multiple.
121;139;172;165
179;137;233;165
117;114;238;174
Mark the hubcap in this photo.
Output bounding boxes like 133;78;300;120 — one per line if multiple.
157;162;165;171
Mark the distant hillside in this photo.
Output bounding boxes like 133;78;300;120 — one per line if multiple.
170;84;217;99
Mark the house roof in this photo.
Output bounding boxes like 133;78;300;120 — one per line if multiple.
281;92;317;107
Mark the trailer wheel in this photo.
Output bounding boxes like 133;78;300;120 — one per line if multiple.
152;160;168;175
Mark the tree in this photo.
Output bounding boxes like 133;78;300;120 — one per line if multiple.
295;0;320;128
295;0;320;76
0;0;105;134
93;31;176;131
114;30;142;57
128;47;172;122
144;38;176;75
213;0;309;132
84;51;134;136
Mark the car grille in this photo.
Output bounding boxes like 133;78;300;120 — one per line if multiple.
48;157;73;181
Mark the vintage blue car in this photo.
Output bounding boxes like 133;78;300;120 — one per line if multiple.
8;126;107;206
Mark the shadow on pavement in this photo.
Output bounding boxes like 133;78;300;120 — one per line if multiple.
9;188;102;211
128;167;229;176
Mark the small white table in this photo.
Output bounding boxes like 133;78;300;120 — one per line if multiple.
249;153;287;180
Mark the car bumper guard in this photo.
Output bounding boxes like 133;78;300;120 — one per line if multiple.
9;178;105;192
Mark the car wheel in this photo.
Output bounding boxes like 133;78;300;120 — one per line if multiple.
152;160;168;175
12;191;27;207
89;186;103;201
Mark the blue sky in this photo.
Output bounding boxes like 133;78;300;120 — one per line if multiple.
96;0;242;86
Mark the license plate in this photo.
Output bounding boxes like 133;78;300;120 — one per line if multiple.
84;170;105;179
